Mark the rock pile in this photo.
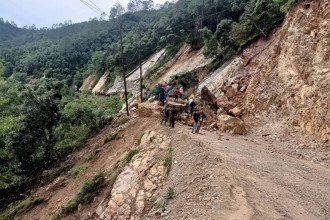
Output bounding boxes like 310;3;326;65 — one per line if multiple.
98;130;172;220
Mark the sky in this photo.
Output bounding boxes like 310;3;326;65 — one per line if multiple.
0;0;168;28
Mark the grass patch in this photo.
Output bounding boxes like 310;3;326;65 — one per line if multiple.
124;149;139;164
0;197;44;219
165;187;176;200
104;132;118;143
67;165;87;177
154;202;165;209
51;172;105;219
135;132;145;146
120;117;129;125
162;147;173;174
85;149;98;162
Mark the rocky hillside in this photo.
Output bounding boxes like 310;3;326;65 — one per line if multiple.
200;0;329;147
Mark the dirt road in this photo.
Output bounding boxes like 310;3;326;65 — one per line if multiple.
186;128;330;220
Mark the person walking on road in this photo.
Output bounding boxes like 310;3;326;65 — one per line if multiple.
197;108;206;133
155;84;161;101
192;109;200;133
169;105;177;128
174;88;180;102
159;87;165;106
179;87;183;99
161;104;170;126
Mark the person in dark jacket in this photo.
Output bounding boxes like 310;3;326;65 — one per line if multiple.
161;104;170;125
192;109;200;133
159;87;165;106
169;105;177;128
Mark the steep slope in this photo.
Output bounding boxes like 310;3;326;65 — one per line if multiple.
150;43;212;86
92;72;109;93
107;48;167;96
80;73;96;91
201;0;329;145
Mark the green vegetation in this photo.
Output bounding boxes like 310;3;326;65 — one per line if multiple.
67;165;87;177
165;187;176;200
105;132;118;143
51;172;105;219
85;149;98;162
120;117;130;125
162;147;173;174
135;132;145;146
124;149;139;164
154;202;166;209
0;197;44;220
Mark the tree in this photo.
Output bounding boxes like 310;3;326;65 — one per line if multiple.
200;27;218;58
109;3;125;19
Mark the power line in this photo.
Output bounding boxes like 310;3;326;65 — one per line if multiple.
80;0;103;16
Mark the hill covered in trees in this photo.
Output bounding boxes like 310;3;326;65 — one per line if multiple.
0;0;296;212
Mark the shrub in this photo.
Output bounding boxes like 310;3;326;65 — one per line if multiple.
165;187;176;200
162;147;173;174
120;117;129;125
67;165;87;177
105;132;118;143
124;149;139;164
0;197;44;219
135;132;145;146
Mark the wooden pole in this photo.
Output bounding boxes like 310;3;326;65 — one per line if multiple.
120;26;129;116
139;26;143;103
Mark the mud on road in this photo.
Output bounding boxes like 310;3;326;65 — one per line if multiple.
163;126;330;220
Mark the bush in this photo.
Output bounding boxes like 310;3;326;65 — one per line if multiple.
120;117;129;125
105;132;118;143
135;132;145;146
0;197;44;219
67;165;87;177
165;187;176;200
124;149;139;164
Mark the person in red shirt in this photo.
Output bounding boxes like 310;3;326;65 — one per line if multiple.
163;82;168;89
174;88;180;102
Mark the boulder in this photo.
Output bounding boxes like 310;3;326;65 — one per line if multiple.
209;122;218;130
201;86;217;108
217;115;246;134
216;95;230;108
229;106;243;117
138;102;162;117
232;83;239;91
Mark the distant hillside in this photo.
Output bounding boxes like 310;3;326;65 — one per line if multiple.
0;0;296;86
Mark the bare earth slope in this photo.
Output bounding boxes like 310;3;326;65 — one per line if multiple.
201;0;330;145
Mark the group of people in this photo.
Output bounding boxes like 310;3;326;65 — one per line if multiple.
160;104;177;128
157;89;205;133
155;82;184;105
93;91;109;96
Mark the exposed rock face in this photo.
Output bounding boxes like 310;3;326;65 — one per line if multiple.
80;72;96;91
202;0;330;143
151;43;212;86
217;115;246;134
108;49;167;96
92;72;109;93
98;131;171;220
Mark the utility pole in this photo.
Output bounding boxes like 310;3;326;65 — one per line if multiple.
138;26;143;103
120;25;129;116
202;0;205;28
